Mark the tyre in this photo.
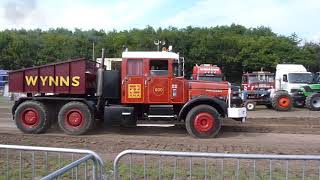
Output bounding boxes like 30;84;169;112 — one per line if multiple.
271;91;293;111
58;101;94;135
185;105;221;138
306;93;320;111
244;101;256;111
14;101;50;134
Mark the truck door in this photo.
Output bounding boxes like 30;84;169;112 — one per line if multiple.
146;59;170;103
122;59;145;103
282;74;288;91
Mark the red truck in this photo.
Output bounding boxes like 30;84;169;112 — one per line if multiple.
241;71;275;110
9;50;246;138
192;64;223;82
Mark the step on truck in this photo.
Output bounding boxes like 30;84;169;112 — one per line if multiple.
9;49;246;138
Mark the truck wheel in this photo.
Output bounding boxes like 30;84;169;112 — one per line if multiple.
58;101;94;135
306;93;320;111
272;91;293;111
185;105;221;138
244;101;256;111
14;101;50;134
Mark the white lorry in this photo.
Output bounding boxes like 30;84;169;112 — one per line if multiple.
270;64;313;109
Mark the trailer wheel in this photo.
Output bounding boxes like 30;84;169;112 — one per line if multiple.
272;91;293;111
244;101;256;111
58;101;94;135
306;93;320;111
185;105;221;138
14;101;50;134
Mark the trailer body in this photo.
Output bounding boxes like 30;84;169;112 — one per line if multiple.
9;58;97;95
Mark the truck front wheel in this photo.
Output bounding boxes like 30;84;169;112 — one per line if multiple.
272;91;293;111
14;101;50;134
185;105;221;138
58;101;94;135
306;93;320;111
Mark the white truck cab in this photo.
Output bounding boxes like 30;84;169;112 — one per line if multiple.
274;64;313;95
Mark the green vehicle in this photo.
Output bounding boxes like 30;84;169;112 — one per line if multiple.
293;72;320;110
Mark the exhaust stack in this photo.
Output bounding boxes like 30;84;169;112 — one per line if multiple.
96;48;105;109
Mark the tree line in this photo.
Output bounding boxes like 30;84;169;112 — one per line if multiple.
0;24;319;82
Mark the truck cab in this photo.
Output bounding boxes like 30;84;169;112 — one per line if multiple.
241;71;275;110
121;51;186;104
274;64;313;95
241;71;274;92
192;64;223;82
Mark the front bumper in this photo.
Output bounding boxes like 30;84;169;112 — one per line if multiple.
228;107;247;122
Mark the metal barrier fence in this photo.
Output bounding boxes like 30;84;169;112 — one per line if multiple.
0;144;105;180
2;144;320;180
113;150;320;180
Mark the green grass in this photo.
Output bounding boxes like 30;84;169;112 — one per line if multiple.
108;160;318;180
0;152;97;179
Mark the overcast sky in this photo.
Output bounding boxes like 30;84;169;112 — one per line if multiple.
0;0;320;42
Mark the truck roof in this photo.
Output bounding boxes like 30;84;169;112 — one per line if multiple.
122;51;179;59
0;70;8;75
243;71;274;76
276;64;307;72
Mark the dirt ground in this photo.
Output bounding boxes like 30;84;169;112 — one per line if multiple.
0;99;320;161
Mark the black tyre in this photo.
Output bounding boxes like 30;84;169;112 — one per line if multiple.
306;93;320;111
14;101;50;134
244;101;256;111
58;101;94;135
271;91;293;111
185;105;221;138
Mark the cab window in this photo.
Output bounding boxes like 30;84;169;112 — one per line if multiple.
242;76;248;83
149;60;168;76
127;59;143;76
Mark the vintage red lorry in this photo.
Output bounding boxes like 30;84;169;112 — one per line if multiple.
9;50;246;138
241;71;275;110
192;64;223;82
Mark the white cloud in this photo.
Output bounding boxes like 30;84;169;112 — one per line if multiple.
1;0;320;42
0;0;164;30
162;0;320;42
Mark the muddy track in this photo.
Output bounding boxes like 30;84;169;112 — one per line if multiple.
1;104;320;159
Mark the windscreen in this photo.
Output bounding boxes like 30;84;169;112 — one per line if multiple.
248;74;274;83
288;73;313;83
198;76;223;82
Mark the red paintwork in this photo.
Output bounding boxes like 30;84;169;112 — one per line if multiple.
21;108;39;128
10;55;231;105
241;72;275;91
8;58;97;94
121;58;229;104
278;97;290;108
194;112;214;132
64;109;84;128
188;81;228;98
192;64;221;80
